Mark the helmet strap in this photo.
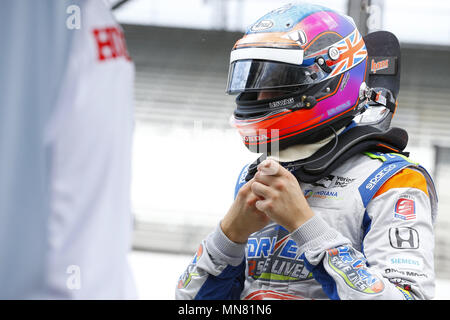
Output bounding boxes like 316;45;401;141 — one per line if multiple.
360;82;397;113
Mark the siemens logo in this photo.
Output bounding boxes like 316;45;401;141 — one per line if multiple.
389;255;424;271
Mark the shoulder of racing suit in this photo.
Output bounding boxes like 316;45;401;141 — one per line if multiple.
357;152;437;224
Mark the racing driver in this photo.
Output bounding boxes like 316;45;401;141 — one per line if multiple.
175;3;437;300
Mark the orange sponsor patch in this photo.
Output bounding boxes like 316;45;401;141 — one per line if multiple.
373;168;428;199
371;58;389;73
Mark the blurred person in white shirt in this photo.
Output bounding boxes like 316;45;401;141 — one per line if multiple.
0;0;136;299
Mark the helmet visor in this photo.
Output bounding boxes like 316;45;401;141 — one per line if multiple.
226;59;329;94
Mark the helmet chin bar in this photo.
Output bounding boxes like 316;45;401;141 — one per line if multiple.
292;95;317;110
234;74;341;120
234;86;318;119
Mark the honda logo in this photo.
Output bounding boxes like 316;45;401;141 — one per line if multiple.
389;227;419;249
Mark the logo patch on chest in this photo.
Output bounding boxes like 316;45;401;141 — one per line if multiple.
314;175;356;189
394;195;416;221
303;189;343;200
246;229;312;282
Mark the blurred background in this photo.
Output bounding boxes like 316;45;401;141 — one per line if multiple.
108;0;450;299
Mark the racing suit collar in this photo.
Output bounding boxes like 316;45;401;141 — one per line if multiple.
268;127;345;162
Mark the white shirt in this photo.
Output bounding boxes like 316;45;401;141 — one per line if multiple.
44;0;136;299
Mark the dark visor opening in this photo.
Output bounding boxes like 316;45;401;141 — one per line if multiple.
226;59;328;94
